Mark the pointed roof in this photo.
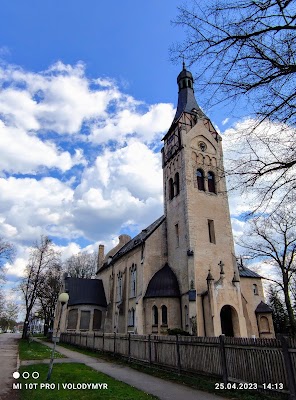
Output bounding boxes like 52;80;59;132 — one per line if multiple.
144;263;180;298
255;301;273;314
173;63;204;122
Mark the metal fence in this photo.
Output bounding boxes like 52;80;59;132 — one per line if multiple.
60;332;296;399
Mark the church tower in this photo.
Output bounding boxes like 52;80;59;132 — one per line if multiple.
161;64;248;336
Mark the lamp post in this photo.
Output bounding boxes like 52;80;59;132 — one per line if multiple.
46;292;69;381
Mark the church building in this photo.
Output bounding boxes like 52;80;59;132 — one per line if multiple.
60;65;274;338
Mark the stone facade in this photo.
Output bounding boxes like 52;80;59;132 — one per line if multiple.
59;65;274;338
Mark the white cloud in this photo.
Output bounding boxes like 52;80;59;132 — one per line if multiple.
90;103;175;144
0;176;74;242
222;117;229;125
72;139;164;240
0;121;75;174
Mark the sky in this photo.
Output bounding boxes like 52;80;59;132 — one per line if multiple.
0;1;266;313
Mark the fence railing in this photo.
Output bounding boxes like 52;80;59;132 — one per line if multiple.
60;332;296;399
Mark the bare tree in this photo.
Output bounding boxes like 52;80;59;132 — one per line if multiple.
0;237;16;274
172;0;296;210
20;236;61;339
0;301;19;331
64;251;97;279
240;206;296;334
36;263;63;335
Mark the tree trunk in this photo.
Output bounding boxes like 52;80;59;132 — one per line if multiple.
283;275;296;335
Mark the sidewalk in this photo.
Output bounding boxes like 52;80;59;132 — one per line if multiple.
0;333;21;400
28;338;226;400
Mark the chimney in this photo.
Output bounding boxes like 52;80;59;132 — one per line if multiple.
97;244;105;273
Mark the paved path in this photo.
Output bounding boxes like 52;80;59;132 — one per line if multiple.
29;338;226;400
0;333;21;400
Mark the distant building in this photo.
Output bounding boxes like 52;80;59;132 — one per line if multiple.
58;65;274;338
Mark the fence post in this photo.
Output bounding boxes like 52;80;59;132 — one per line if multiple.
93;332;95;350
148;335;152;364
102;332;105;351
86;333;88;348
80;332;82;347
219;335;228;385
128;333;131;362
176;335;181;375
113;332;116;355
280;335;296;400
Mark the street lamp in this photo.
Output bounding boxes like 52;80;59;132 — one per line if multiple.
46;292;69;381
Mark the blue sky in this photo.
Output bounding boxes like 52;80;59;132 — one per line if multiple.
0;1;260;309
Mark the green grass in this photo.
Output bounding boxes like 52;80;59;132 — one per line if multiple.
19;363;158;400
57;342;281;400
19;339;66;360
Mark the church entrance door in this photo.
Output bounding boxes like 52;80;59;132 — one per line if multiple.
220;305;235;337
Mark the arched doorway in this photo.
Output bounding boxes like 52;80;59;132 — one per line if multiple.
220;305;240;337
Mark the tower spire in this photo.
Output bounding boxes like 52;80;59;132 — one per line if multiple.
173;64;204;122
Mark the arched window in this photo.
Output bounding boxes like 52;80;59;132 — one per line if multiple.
117;271;123;302
128;308;135;327
196;169;205;191
175;172;180;196
188;80;192;88
260;316;270;333
169;178;174;200
128;309;131;326
184;305;189;327
130;264;137;298
208;172;216;193
152;305;158;325
253;284;258;295
161;305;168;325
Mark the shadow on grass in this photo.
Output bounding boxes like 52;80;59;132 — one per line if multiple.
19;363;158;400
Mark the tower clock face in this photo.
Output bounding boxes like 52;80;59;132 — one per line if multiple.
163;128;181;165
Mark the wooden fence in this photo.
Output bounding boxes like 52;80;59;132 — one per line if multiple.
60;332;296;399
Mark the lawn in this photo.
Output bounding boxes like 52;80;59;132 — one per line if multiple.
19;339;65;360
18;363;158;400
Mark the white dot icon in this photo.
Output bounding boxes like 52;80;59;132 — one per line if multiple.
32;372;39;379
22;372;30;379
13;372;20;379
